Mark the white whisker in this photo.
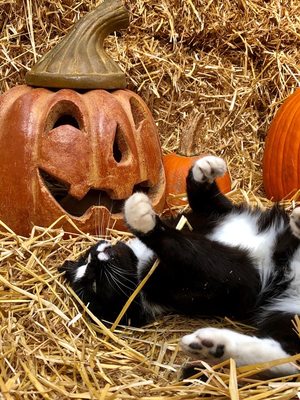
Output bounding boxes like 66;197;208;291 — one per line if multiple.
105;269;130;298
110;270;136;291
108;263;137;277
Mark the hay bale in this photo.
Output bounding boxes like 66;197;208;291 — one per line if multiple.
2;0;300;194
1;224;300;398
1;0;300;398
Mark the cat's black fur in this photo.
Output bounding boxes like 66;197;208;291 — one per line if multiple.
60;156;300;375
62;241;147;325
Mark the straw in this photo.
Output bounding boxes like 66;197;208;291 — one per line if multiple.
1;0;300;398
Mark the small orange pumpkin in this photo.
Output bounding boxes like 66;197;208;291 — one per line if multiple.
263;89;300;201
163;153;231;207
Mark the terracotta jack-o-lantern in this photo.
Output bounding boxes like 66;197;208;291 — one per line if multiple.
0;86;165;235
0;0;166;235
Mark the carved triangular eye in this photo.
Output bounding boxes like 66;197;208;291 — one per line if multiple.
45;100;83;132
53;115;80;129
113;124;129;163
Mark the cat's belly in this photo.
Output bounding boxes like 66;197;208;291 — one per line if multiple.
207;212;278;255
207;211;282;286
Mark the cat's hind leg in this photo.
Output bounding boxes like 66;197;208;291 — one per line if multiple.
180;327;298;377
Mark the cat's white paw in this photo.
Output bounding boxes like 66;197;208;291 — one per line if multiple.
192;156;227;183
124;193;156;233
180;327;230;360
290;207;300;239
180;327;298;376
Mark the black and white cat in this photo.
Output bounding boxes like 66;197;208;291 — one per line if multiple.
61;155;300;376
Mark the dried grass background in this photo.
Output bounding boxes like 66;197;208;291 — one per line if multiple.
1;0;300;398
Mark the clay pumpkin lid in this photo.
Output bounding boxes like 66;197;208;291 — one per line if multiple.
25;0;128;90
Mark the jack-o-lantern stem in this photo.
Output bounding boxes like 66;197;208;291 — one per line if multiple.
25;0;129;89
178;110;204;157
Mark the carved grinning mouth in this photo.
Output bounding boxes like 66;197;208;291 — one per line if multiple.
38;97;159;218
39;169;151;217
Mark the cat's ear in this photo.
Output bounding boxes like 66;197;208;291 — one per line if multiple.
58;259;88;284
58;260;78;274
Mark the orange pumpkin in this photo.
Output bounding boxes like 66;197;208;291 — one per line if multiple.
163;153;231;207
0;85;166;235
263;89;300;200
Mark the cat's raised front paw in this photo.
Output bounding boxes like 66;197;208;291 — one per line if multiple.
192;156;227;183
124;193;156;234
290;207;300;239
180;327;233;360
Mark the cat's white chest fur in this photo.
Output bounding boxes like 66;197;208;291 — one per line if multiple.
127;238;155;277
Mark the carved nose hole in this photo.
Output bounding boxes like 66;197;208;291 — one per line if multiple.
53;115;80;129
113;137;122;163
113;124;129;163
130;97;147;129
